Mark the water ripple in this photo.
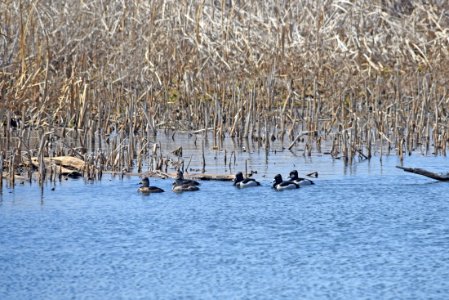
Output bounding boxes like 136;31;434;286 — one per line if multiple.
1;156;449;299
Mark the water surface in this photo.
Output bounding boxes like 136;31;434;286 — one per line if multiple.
1;145;449;299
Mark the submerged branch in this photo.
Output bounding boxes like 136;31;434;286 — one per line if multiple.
396;166;449;181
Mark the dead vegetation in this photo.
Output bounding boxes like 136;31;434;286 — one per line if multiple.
1;0;449;186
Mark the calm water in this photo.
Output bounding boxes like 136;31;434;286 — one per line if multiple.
1;135;449;299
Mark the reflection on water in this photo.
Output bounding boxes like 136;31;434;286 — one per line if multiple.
1;134;449;299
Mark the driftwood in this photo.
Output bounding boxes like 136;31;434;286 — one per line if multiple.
144;170;234;181
396;166;449;181
27;156;85;177
189;174;234;181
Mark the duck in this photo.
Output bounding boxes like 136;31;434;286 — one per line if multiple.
172;183;200;192
272;174;299;190
233;172;261;188
172;170;200;186
288;170;314;186
138;177;164;193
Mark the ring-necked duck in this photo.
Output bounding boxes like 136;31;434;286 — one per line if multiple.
172;183;200;192
172;170;200;186
272;174;299;190
233;172;261;188
288;170;314;186
138;177;165;193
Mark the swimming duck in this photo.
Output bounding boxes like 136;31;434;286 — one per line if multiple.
288;170;314;186
272;174;299;190
138;177;164;193
172;170;200;186
233;172;261;188
172;183;200;192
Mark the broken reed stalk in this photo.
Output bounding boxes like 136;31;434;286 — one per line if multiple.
37;133;50;186
201;141;206;173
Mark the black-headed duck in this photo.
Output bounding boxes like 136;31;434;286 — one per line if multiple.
272;174;299;190
233;172;261;188
138;177;164;193
288;170;314;186
172;170;200;186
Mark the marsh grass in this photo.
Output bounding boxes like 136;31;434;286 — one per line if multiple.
1;0;449;184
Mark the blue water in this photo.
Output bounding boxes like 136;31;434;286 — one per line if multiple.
1;151;449;299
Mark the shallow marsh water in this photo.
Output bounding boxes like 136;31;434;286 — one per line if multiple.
1;134;449;299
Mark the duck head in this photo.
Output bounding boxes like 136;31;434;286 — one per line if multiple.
233;172;244;185
289;170;299;180
140;177;150;187
273;174;283;186
176;170;184;180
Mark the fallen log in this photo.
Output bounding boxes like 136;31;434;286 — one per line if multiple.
396;166;449;181
188;173;234;181
138;170;234;181
25;156;85;177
